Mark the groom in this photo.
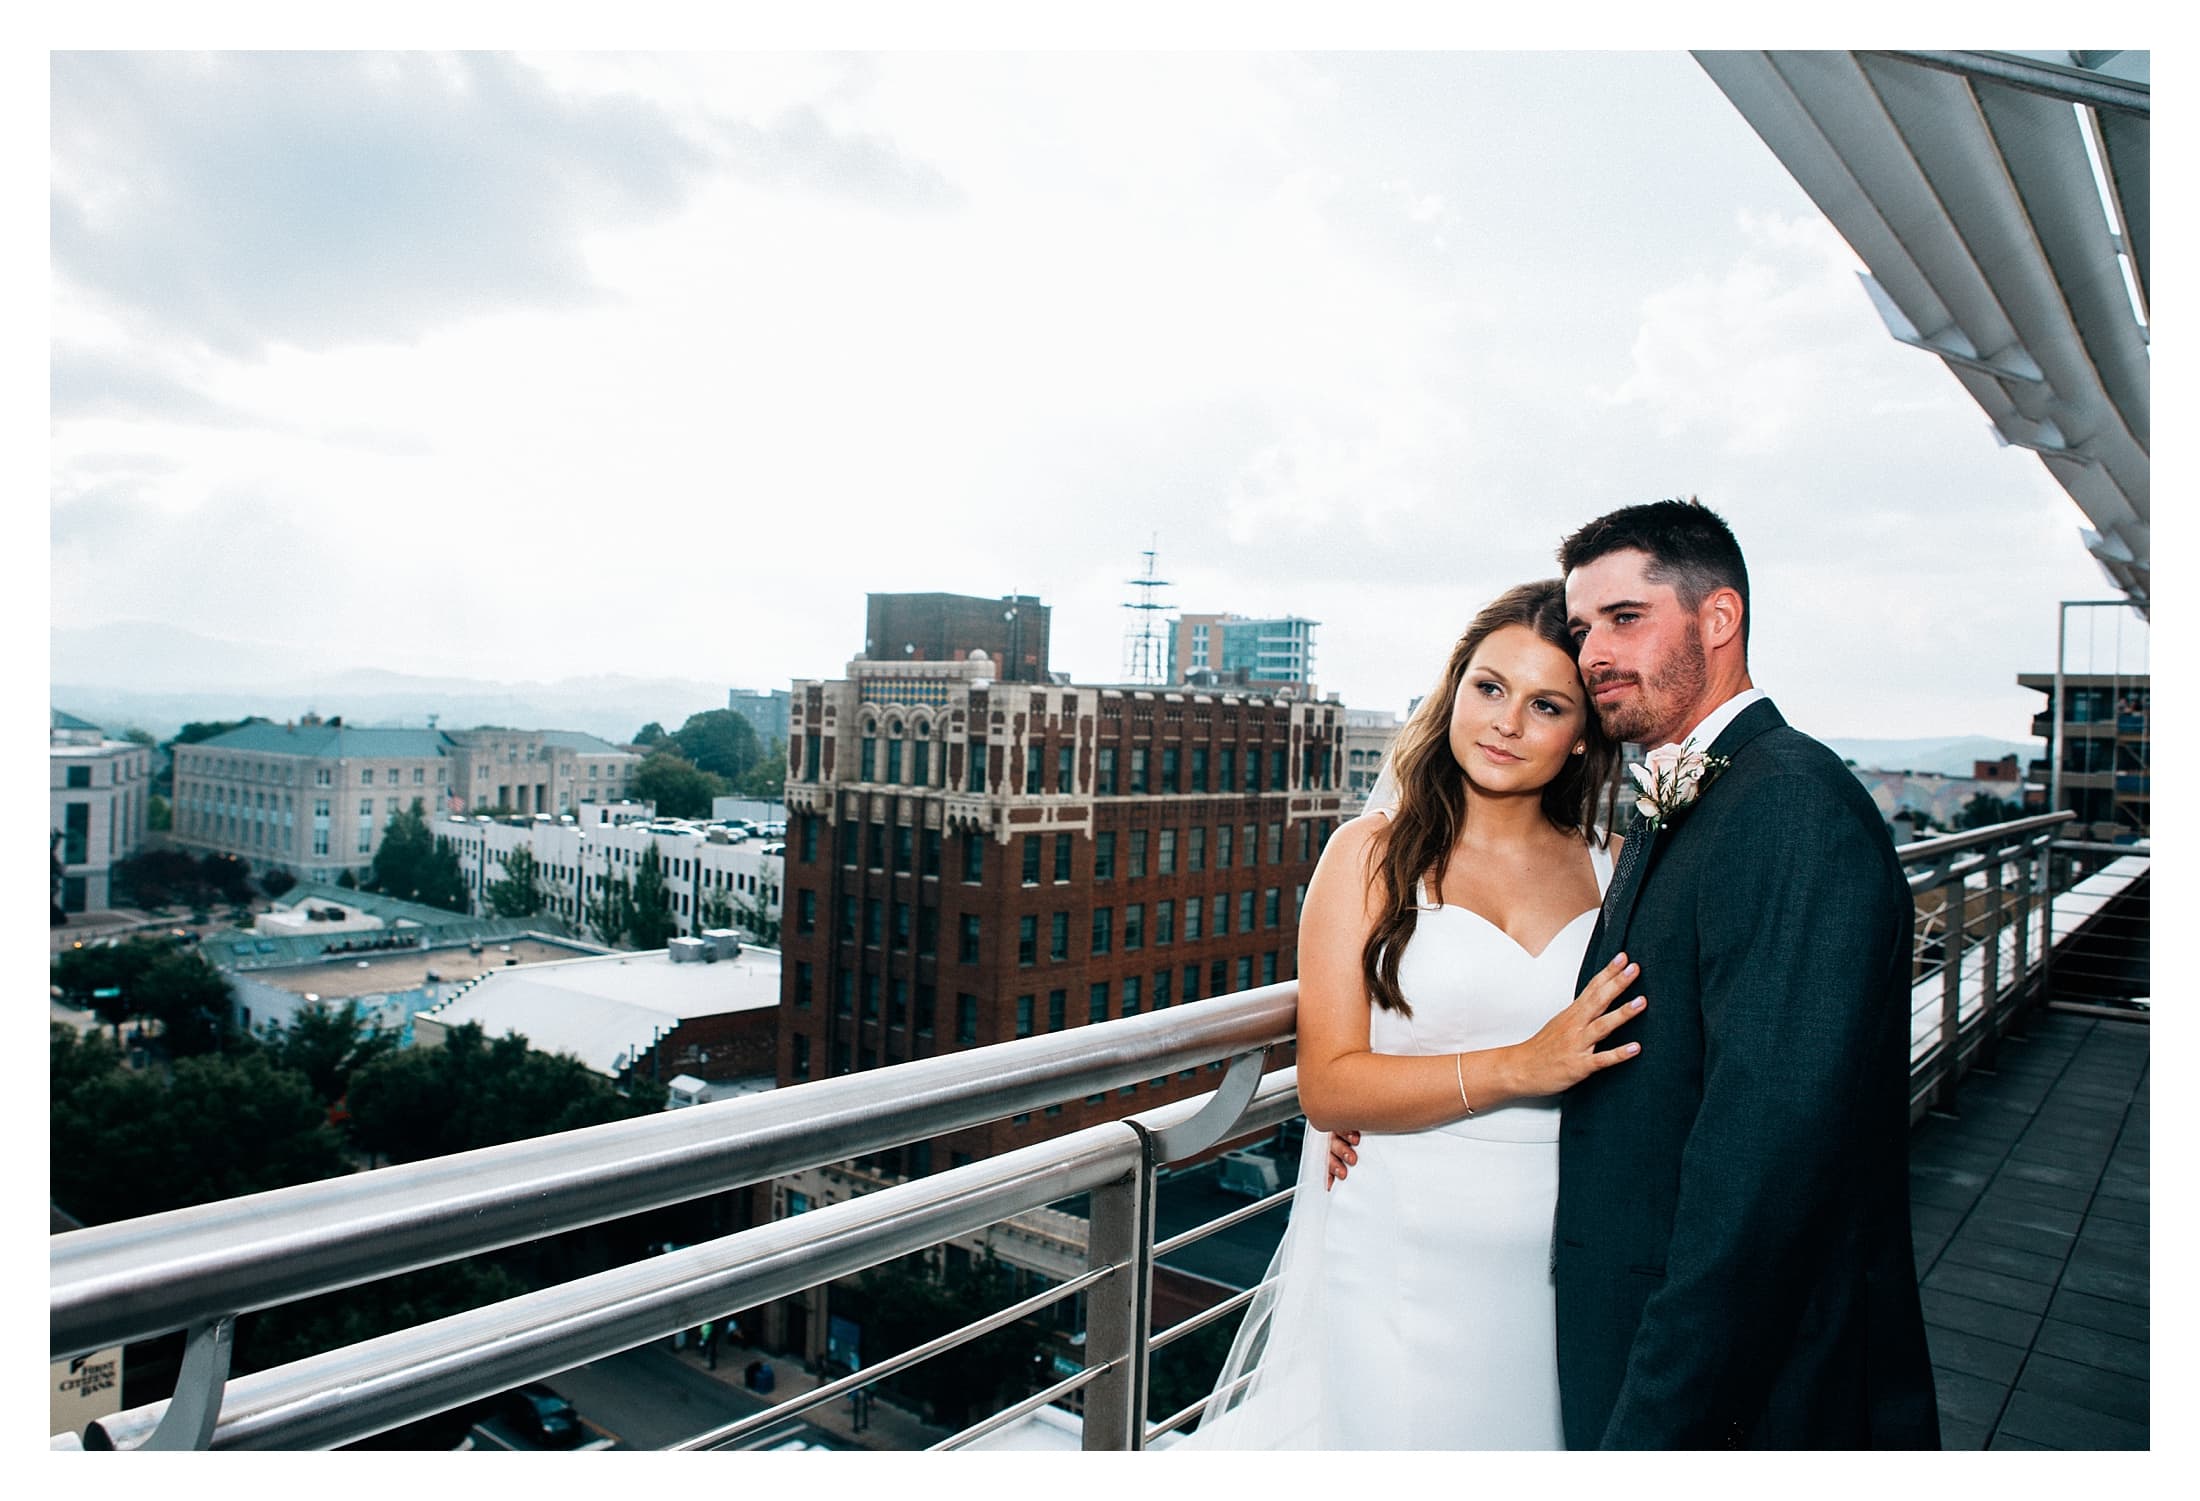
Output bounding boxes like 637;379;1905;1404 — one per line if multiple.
1551;498;1938;1448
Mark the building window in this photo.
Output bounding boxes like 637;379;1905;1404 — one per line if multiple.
916;985;936;1036
1016;995;1035;1037
1217;824;1234;868
894;901;912;947
1237;956;1256;992
1211;893;1228;937
894;824;913;873
1190;747;1208;793
1091;906;1112;955
1240;824;1257;868
1154;968;1173;1009
1057;745;1074;794
1088;983;1109;1024
316;768;332;788
1019;914;1038;966
837;972;855;1017
1265;887;1282;927
886;735;903;784
798;890;817;933
967;740;988;792
960;913;982;963
1129;830;1148;878
839;895;857;942
1239;890;1256;931
861;734;877;782
1094;831;1115;881
362;768;374;785
795;960;813;1006
962;835;985;883
1272;749;1288;790
1050;911;1069;962
1245;749;1261;793
1183;964;1201;1001
923;827;942;877
1130;748;1148;793
1048;989;1066;1031
414;767;426;785
912;736;930;786
1022;835;1041;885
1157;828;1177;875
1122;976;1142;1015
1096;746;1117;796
1185;897;1202;942
1263;950;1279;985
1266;821;1284;865
865;898;883;946
1162;747;1180;793
1211;958;1229;996
1188;826;1206;872
1026;748;1043;794
1124;903;1144;951
1156;899;1175;945
868;821;885;870
863;974;881;1019
957;994;979;1044
1053;833;1072;883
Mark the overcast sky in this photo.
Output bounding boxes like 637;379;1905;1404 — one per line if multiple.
48;45;2143;743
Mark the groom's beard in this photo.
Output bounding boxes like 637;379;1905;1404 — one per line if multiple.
1589;630;1708;746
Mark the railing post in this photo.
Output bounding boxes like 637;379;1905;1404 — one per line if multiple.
2012;850;2032;1011
2037;841;2058;1013
1935;869;1964;1113
1081;1160;1152;1450
1979;850;2006;1068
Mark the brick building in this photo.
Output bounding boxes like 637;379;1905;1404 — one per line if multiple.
862;591;1051;684
778;638;1347;1175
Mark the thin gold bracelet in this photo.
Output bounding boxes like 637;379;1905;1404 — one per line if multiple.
1455;1051;1474;1116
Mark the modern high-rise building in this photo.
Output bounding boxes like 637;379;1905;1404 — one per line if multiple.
863;592;1051;684
1166;613;1318;691
50;709;152;914
726;689;792;750
778;609;1347;1176
2019;671;2149;840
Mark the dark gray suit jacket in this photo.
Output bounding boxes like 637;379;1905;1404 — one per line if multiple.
1553;698;1939;1449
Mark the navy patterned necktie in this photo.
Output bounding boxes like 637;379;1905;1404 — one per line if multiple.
1602;823;1649;926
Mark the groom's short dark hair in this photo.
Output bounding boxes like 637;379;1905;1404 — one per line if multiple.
1557;496;1751;651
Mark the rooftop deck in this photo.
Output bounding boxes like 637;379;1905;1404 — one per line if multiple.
1911;1009;2149;1448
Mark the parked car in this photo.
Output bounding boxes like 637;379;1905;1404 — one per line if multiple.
497;1384;584;1447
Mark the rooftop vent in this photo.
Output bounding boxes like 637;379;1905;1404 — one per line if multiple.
668;936;709;964
700;929;743;961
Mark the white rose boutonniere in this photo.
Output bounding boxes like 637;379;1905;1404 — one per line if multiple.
1628;738;1729;831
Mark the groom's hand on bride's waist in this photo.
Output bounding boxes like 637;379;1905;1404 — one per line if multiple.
1325;1130;1361;1190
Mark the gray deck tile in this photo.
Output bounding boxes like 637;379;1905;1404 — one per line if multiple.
1921;1288;2042;1348
2030;1320;2150;1382
2046;1287;2149;1340
2017;1352;2149;1424
1923;1262;2055;1314
1923;1325;2027;1385
1929;1366;2011;1429
1996;1389;2148;1450
1938;1236;2066;1286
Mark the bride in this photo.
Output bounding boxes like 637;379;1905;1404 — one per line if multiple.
1183;580;1645;1450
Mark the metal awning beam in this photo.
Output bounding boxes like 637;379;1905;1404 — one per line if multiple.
1877;50;2151;116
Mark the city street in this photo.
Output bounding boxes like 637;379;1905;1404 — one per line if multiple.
532;1344;842;1451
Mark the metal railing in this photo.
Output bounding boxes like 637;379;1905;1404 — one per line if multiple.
53;814;2145;1451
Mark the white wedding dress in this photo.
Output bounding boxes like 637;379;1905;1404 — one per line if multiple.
1183;831;1613;1450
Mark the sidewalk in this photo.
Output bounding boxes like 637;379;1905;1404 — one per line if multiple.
665;1335;955;1451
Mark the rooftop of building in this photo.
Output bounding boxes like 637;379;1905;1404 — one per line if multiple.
417;943;783;1077
231;934;602;1000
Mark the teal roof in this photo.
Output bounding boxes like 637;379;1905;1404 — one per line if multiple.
51;708;105;731
201;723;454;758
202;909;588;973
538;730;630;754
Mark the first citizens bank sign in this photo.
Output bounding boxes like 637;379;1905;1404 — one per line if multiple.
52;1348;123;1439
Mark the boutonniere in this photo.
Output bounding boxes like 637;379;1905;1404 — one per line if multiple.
1628;738;1730;832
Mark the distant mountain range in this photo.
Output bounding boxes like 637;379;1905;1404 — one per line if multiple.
53;622;2041;775
51;623;737;746
1821;736;2041;779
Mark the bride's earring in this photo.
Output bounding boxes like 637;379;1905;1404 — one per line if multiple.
1572;743;1586;755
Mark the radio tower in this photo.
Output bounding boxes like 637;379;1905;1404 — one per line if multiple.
1121;541;1174;685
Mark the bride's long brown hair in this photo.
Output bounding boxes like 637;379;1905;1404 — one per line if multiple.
1362;580;1618;1015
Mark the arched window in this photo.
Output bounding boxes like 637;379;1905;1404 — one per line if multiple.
886;719;905;784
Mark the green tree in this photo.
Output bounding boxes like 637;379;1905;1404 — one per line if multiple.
136;947;241;1057
731;888;780;947
735;737;788;799
50;1026;347;1227
260;999;401;1110
628;844;679;949
669;709;762;784
633;721;667;748
53;939;162;1041
841;1253;1045;1428
147;792;172;832
1959;791;2024;830
587;872;636;948
701;887;735;932
485;846;545;918
369;800;470;911
346;1022;660;1166
631;748;727;819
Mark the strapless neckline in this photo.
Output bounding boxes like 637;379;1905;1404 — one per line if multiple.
1423;904;1598;962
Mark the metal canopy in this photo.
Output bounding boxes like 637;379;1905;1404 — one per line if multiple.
1695;50;2149;615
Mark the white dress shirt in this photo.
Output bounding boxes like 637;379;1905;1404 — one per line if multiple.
1661;687;1767;754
